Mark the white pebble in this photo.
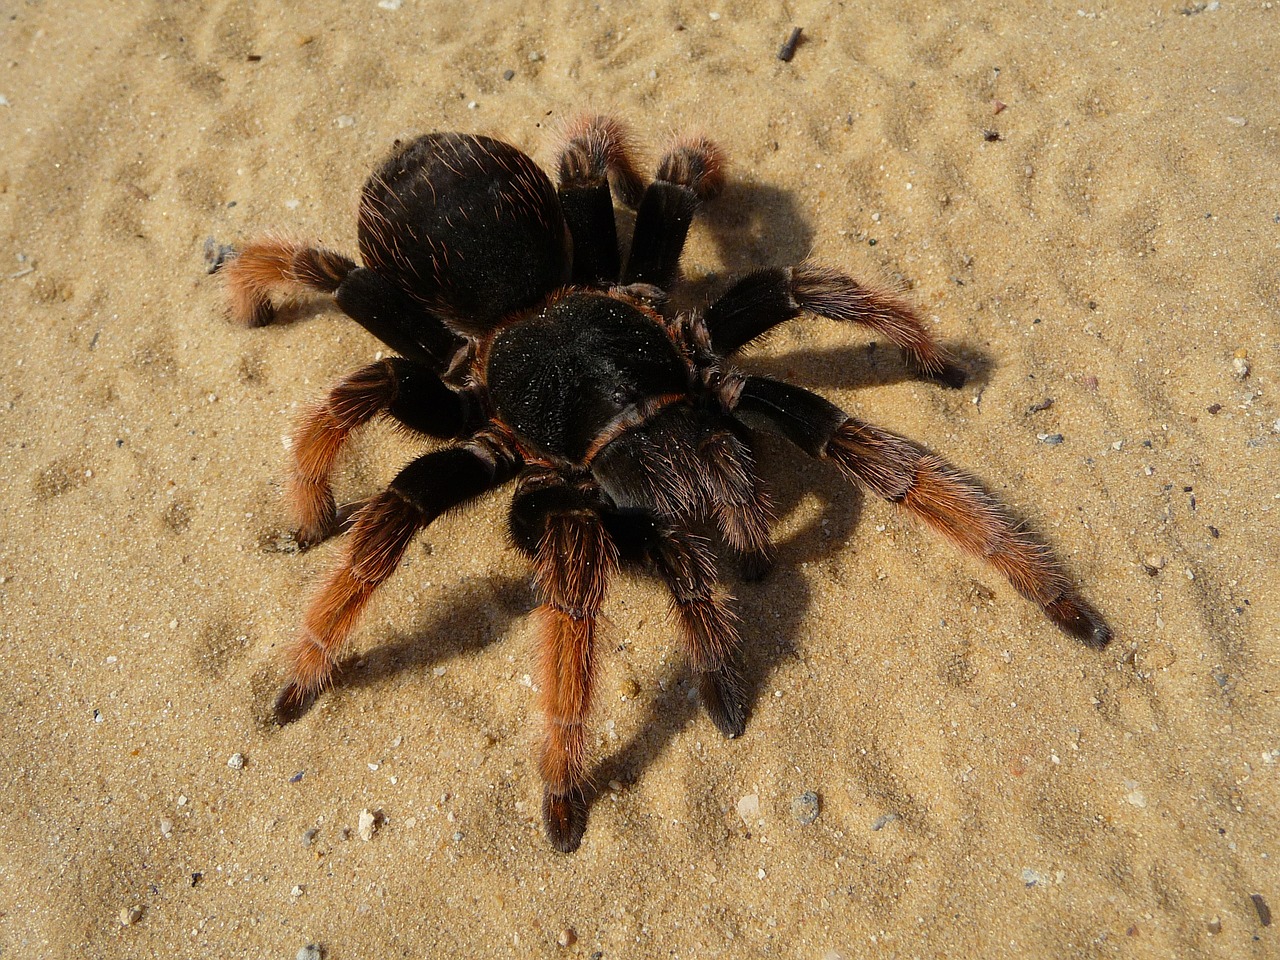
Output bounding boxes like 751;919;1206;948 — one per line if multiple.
119;906;142;926
296;946;323;960
736;793;760;824
159;818;173;837
227;753;245;770
709;11;721;20
377;0;402;8
358;808;378;841
336;115;356;128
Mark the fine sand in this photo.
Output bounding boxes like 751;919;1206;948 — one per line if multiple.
1;2;1277;958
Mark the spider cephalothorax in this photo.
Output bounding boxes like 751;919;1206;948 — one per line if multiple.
223;115;1111;852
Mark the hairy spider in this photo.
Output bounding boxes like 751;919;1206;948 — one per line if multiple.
223;115;1110;853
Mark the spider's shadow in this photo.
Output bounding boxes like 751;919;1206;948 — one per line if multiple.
327;572;532;694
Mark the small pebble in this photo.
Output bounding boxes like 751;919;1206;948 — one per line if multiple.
227;752;245;770
1037;433;1064;445
119;906;142;926
871;812;898;831
557;928;577;948
335;115;356;128
790;791;820;825
1028;397;1054;413
1021;867;1048;887
1252;893;1273;927
1232;352;1250;379
302;827;319;847
502;68;515;81
709;11;721;20
358;808;379;841
377;0;402;8
296;946;324;960
159;818;173;838
1141;554;1166;575
736;793;760;824
291;885;304;897
1207;916;1222;935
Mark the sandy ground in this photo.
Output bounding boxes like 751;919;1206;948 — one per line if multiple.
1;1;1277;957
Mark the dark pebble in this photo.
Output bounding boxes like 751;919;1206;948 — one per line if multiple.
203;237;236;274
502;69;515;81
778;27;803;62
1251;893;1272;927
791;791;820;824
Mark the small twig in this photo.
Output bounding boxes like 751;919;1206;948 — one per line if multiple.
778;26;803;62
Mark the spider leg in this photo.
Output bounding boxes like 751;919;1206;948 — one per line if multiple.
705;263;968;388
591;405;775;578
555;114;645;285
223;237;461;368
289;359;479;547
698;425;777;580
622;135;725;287
605;510;748;738
276;439;518;722
509;471;617;853
224;237;355;327
728;375;1112;647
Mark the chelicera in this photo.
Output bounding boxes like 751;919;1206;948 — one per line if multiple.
223;115;1110;852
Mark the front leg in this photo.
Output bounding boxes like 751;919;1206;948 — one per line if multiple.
510;472;619;852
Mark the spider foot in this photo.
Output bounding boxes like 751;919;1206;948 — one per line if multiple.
273;681;320;726
699;663;748;739
542;785;590;853
1046;592;1113;649
292;498;368;551
921;358;969;390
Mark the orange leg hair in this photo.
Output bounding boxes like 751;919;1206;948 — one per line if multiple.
533;508;619;853
825;419;1111;646
557;113;647;207
289;362;402;547
288;359;473;547
276;442;516;722
223;236;356;326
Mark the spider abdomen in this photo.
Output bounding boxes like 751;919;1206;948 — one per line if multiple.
486;291;687;464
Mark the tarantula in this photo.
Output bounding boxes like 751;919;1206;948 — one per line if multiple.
224;115;1110;853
